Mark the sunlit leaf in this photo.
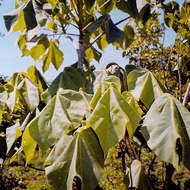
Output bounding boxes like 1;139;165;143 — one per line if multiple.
22;126;37;164
6;123;22;153
17;78;40;111
90;75;121;109
26;65;49;92
42;40;64;72
143;93;190;170
88;86;141;156
122;91;144;116
46;128;104;190
127;69;165;108
26;89;91;150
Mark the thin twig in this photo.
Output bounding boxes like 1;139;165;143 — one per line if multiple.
47;32;79;37
70;23;79;29
115;16;131;26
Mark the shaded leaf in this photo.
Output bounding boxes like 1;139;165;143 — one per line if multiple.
143;93;190;170
86;15;108;33
116;0;138;18
102;15;124;43
42;67;88;103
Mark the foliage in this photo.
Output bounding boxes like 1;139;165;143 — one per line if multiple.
1;0;190;190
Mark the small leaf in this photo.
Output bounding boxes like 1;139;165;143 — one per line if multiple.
42;40;64;72
127;160;153;190
85;47;102;62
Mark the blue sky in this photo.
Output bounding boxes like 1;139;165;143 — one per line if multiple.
0;0;183;81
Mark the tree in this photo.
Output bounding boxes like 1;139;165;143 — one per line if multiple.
1;0;190;190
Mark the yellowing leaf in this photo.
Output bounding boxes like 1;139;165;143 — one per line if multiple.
48;0;58;9
22;126;37;164
42;40;64;72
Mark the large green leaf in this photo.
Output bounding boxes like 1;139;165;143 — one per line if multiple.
6;123;22;154
45;128;104;190
143;93;190;170
127;69;164;108
88;86;141;156
92;69;108;92
26;89;92;150
42;67;88;103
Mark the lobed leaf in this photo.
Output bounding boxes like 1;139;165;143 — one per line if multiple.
26;89;92;150
45;128;104;190
143;93;190;170
88;86;141;156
